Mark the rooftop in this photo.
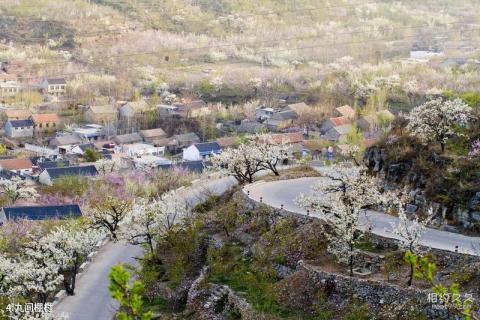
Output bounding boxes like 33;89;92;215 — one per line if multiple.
335;105;356;118
0;158;33;170
31;113;60;123
140;128;167;138
8;119;34;128
44;165;98;179
45;78;66;85
194;142;222;153
2;204;81;221
329;116;350;127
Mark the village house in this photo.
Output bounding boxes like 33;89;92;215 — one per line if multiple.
255;106;276;121
70;143;96;156
114;132;143;146
3;109;32;121
334;105;356;120
183;142;222;161
41;78;67;96
0;80;21;97
73;124;105;141
173;132;201;149
140;128;167;145
265;108;298;132
4;119;34;138
159;160;205;173
119;100;152;118
0;204;82;223
216;137;239;149
238;120;266;134
118;143;165;158
31;113;61;134
0;158;33;176
84;105;118;124
165;100;210;118
49;134;84;153
157;104;179;117
324;124;353;142
39;165;98;185
320;116;350;134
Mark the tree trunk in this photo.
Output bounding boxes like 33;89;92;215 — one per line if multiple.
440;142;445;153
408;261;414;287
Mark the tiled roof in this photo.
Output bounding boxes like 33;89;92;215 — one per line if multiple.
8;119;34;127
114;133;143;144
44;165;98;179
0;158;33;170
266;132;304;144
88;105;116;114
2;204;81;221
174;132;200;143
5;109;32;119
140;128;167;138
31;113;60;123
45;78;66;85
335;105;356;118
50;134;83;146
194;142;221;153
123;100;150;112
330;116;350;127
38;160;70;170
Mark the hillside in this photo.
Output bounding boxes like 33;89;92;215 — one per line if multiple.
1;0;480;107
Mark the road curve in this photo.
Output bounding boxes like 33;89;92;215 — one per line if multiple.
243;177;480;256
54;175;237;320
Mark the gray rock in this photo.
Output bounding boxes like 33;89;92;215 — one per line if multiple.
471;211;480;222
273;264;294;279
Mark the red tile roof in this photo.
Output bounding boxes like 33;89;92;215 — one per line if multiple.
31;113;60;123
0;158;33;170
330;116;350;126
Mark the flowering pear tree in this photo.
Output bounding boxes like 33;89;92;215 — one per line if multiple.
211;143;265;183
406;98;473;153
0;177;38;204
390;202;433;286
297;165;387;276
86;195;133;241
122;190;189;262
256;137;290;176
45;225;105;295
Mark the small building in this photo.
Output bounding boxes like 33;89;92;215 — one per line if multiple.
119;143;165;158
39;165;99;185
238;120;266;134
36;160;70;171
4;119;34;138
70;143;96;155
173;132;201;148
84;105;118;124
159;160;205;173
0;158;33;176
41;78;67;96
119;100;151;118
265;109;298;131
356;115;378;132
3;109;32;121
216;137;239;149
334;105;356;120
0;80;21;97
324;124;353;142
255;106;275;121
140;128;167;144
183;142;222;161
320;116;350;134
114;132;143;146
73;124;105;141
0;204;82;223
157;104;179;117
50;134;84;150
173;100;210;118
31;113;61;134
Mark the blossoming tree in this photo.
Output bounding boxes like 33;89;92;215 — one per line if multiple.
390;201;433;286
122;190;188;262
0;177;38;204
406;98;473;153
297;165;387;276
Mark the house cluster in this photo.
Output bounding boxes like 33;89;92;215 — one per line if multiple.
2;109;61;139
0;77;67;99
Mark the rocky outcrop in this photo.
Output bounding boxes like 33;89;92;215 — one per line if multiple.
187;268;254;320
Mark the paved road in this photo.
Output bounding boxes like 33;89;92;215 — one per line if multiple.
244;177;480;256
54;175;237;320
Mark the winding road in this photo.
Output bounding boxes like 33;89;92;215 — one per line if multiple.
243;177;480;256
53;175;237;320
54;169;480;319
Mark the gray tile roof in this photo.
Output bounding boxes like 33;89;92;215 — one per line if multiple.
2;204;81;221
9;119;34;127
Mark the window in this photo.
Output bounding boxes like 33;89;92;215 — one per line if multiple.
61;85;65;90
46;123;49;128
53;122;56;127
39;123;42;128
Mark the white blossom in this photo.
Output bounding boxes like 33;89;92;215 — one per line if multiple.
297;165;387;275
407;98;473;152
0;177;38;204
